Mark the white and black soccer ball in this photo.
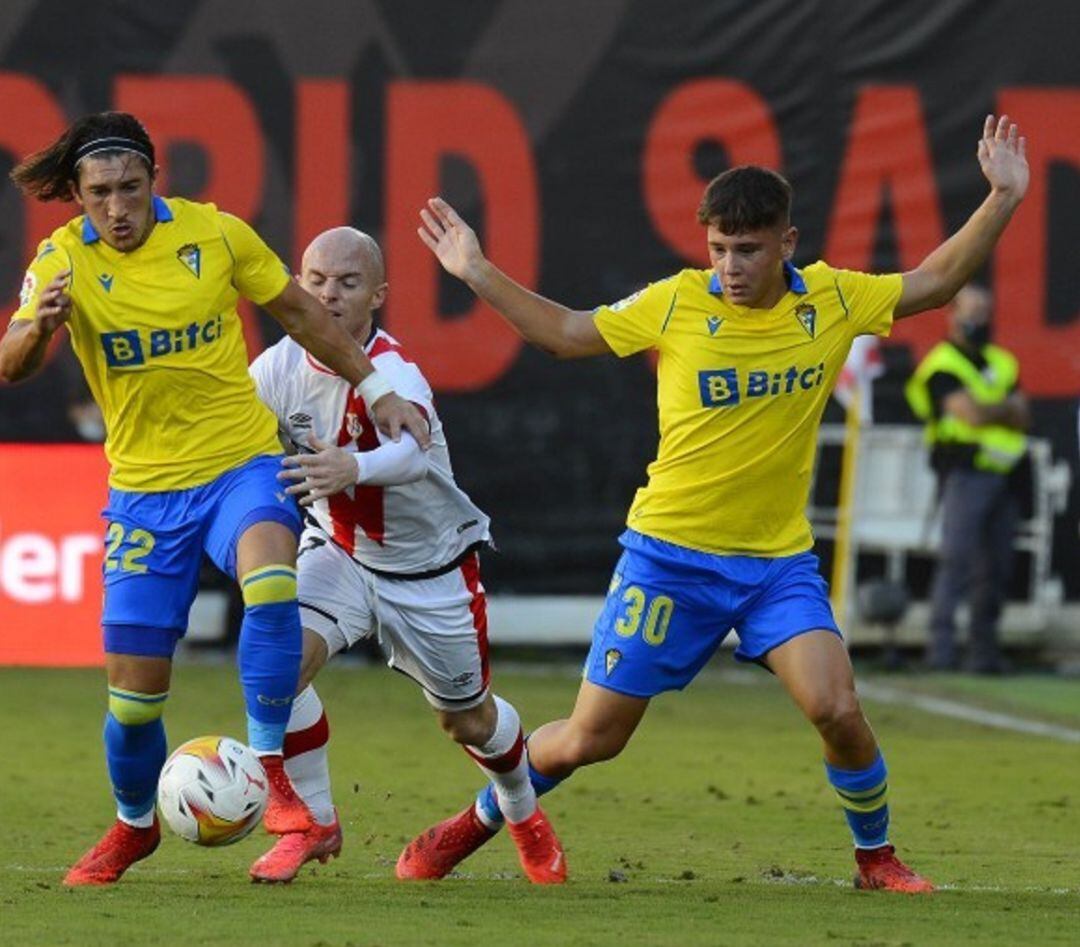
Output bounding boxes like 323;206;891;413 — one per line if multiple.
157;735;268;846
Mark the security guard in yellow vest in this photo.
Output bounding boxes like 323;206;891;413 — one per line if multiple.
905;285;1029;672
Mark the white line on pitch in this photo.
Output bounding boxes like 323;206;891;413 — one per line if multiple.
856;681;1080;744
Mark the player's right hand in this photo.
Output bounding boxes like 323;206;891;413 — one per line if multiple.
418;198;486;283
34;270;73;335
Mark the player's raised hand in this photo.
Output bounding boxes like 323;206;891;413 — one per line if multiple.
34;270;73;334
278;435;358;506
418;198;485;283
977;114;1028;203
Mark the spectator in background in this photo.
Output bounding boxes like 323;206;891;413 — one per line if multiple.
905;285;1029;673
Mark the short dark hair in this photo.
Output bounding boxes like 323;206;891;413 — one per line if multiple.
696;166;792;233
10;111;155;202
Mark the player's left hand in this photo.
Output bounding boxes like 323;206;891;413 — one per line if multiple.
978;114;1028;203
371;392;430;448
278;435;358;506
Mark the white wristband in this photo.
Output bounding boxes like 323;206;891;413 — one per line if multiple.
356;370;394;406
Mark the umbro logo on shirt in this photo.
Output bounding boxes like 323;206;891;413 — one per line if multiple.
97;273;114;293
288;412;313;430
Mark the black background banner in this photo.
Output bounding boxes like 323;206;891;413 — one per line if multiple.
0;0;1077;593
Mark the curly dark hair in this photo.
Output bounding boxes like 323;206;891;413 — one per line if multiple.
10;111;155;202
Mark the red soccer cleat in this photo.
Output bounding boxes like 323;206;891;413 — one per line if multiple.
506;806;566;885
260;754;313;835
854;845;934;893
63;817;161;887
250;811;343;883
396;805;497;880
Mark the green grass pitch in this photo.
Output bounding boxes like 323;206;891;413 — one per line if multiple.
1;661;1077;946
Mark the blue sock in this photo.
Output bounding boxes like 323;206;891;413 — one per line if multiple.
477;762;564;827
103;712;167;821
237;600;301;752
825;751;890;848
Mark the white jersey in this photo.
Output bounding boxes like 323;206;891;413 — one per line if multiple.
250;327;491;575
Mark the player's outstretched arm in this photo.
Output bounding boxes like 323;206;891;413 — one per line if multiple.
894;115;1029;320
264;280;431;448
0;270;72;383
419;197;612;359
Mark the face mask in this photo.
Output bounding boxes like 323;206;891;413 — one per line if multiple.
960;322;991;348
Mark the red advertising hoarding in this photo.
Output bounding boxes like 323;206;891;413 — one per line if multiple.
0;445;108;665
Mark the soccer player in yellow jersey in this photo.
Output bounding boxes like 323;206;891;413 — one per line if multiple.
0;111;429;886
396;115;1030;893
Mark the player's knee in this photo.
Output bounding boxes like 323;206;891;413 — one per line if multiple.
108;686;168;726
804;689;863;733
297;632;329;691
561;724;628;767
438;704;496;746
239;564;298;607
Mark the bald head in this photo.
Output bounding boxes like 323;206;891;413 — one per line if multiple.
300;227;387;341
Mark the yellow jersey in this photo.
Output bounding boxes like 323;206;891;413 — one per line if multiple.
12;196;289;491
593;261;902;556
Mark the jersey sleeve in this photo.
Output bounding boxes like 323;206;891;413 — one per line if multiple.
366;353;435;444
592;275;680;357
217;212;291;305
248;348;284;423
9;240;74;322
832;268;903;338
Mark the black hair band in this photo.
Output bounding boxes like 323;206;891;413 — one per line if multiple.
73;136;152;166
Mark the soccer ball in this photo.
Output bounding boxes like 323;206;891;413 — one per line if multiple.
157;736;268;846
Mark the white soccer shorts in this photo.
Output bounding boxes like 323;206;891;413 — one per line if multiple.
296;528;490;712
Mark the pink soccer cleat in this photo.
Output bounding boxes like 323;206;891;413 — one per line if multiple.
854;845;934;893
250;811;343;883
396;805;496;880
506;807;566;885
260;754;313;835
63;817;161;886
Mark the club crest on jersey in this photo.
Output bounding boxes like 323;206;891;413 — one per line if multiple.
794;303;817;339
706;315;723;336
605;649;621;676
176;243;201;278
345;412;364;440
19;272;37;308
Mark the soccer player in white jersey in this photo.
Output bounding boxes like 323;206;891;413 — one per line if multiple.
246;227;565;884
396;116;1029;893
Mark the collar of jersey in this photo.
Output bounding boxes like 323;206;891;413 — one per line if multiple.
81;195;174;244
708;260;807;297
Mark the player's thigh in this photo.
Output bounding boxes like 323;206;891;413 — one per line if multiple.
101;487;205;658
733;550;842;664
583;548;732;699
373;560;490;713
203;454;302;579
293;529;376;662
763;629;859;722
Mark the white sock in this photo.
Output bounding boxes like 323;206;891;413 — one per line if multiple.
283;685;335;826
118;809;155;829
466;695;536;824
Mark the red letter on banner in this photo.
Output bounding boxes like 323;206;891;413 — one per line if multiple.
994;89;1079;397
114;75;268;356
0;73;70;349
294;79;351;262
825;86;946;360
644;79;782;263
385;81;534;391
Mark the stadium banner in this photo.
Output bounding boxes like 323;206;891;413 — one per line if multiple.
0;0;1076;598
0;445;108;665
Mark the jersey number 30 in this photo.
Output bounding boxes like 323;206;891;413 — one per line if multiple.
614;585;674;646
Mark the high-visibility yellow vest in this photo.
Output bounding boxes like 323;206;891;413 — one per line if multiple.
905;342;1026;474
